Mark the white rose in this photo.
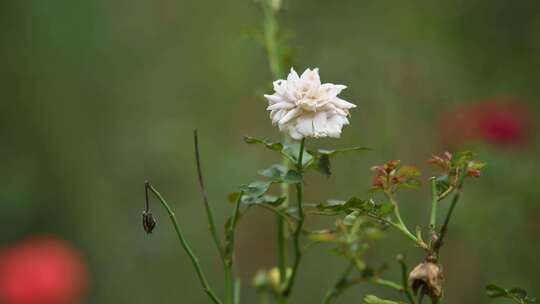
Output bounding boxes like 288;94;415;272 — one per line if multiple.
264;68;356;140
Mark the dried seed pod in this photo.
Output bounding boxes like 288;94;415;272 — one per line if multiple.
409;261;444;302
142;211;157;234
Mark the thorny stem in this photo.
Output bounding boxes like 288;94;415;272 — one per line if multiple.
193;130;233;304
433;165;468;253
283;138;306;296
145;182;223;304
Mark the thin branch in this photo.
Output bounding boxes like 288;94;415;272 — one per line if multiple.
145;181;223;304
193;130;232;304
193;130;225;259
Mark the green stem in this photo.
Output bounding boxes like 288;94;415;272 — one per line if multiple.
194;130;232;303
229;192;243;253
225;274;233;304
434;165;468;252
233;277;241;304
322;262;355;304
398;255;417;304
262;1;288;299
262;0;283;79
145;182;223;304
283;138;306;296
430;178;438;228
384;192;427;249
226;192;244;304
371;278;403;291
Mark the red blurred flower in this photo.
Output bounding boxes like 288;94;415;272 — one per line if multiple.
439;97;532;149
0;236;88;304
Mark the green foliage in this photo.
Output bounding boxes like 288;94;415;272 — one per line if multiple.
244;136;369;176
364;295;405;304
486;284;536;304
310;147;370;177
239;181;273;197
316;197;394;220
244;136;313;167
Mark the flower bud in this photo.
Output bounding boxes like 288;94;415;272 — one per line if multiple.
142;211;157;234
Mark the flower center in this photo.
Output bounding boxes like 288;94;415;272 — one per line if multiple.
297;98;319;112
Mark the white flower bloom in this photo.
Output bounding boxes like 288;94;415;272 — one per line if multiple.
264;68;356;140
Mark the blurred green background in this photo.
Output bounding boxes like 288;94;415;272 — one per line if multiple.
1;0;539;303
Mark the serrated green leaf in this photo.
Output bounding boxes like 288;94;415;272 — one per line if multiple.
282;169;303;184
343;211;360;226
486;284;537;303
257;164;287;181
487;284;510;298
312;147;370;177
509;288;528;299
244;136;283;151
377;203;395;217
239;181;272;196
318;147;371;156
316;197;370;214
282;142;313;167
241;195;285;206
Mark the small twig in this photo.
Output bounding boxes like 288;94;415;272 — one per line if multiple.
145;181;223;304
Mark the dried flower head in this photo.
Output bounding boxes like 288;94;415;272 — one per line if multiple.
264;68;356;140
409;261;444;302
